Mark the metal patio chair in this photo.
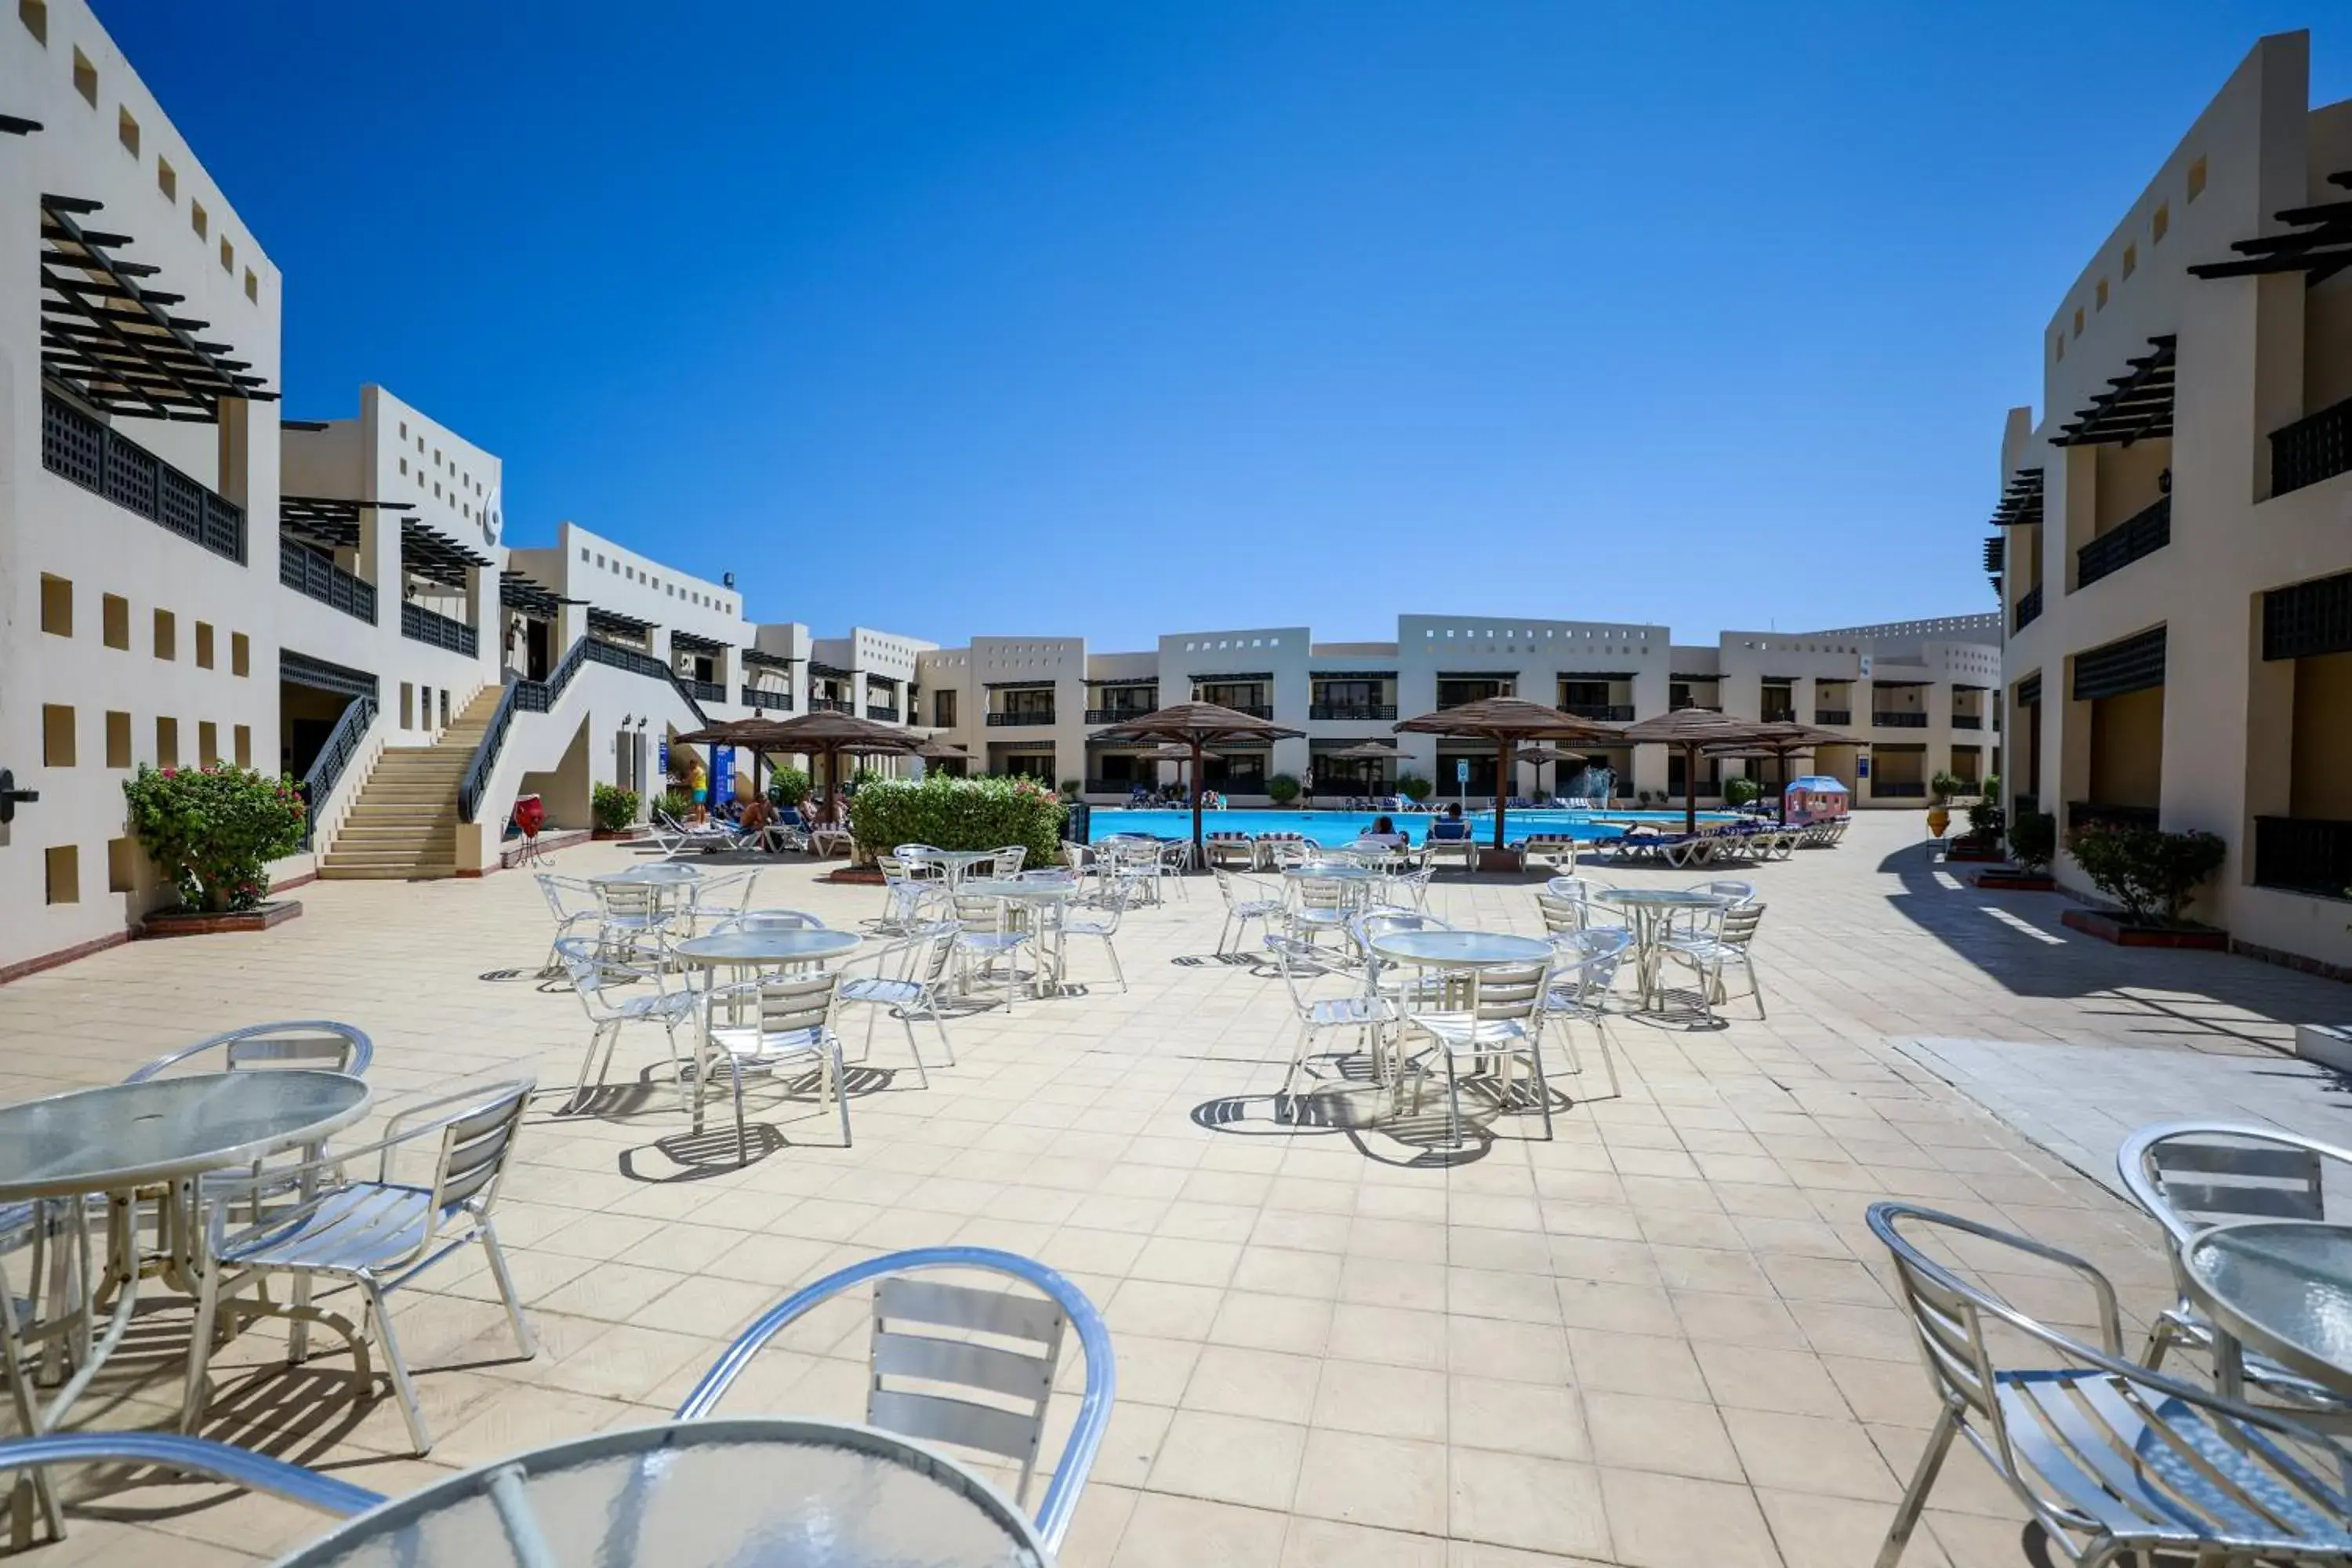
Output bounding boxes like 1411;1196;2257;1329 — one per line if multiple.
949;891;1033;1013
1058;878;1131;993
1267;934;1396;1119
696;970;851;1156
187;1080;538;1454
1397;958;1554;1145
554;936;695;1113
1543;927;1629;1099
839;921;960;1086
673;1245;1116;1555
2118;1120;2352;1414
1214;868;1285;956
1657;901;1766;1021
1867;1200;2352;1568
534;873;602;972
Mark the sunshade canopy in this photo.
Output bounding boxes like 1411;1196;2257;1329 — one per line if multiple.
1093;702;1306;859
1616;708;1784;833
1395;699;1623;851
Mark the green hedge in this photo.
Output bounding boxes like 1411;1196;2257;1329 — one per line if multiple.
122;763;307;913
848;775;1067;866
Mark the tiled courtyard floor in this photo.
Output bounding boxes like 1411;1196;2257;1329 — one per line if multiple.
2;811;2349;1566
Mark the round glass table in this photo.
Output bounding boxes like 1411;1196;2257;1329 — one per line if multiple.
0;1070;373;1530
588;865;704;887
1284;863;1381;883
1592;888;1732;1010
672;930;862;970
900;848;1001;889
275;1417;1049;1567
956;880;1082;985
2181;1219;2352;1402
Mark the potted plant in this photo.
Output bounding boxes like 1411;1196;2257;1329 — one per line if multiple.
652;787;693;823
591;782;642;837
1947;796;2007;862
1265;773;1301;807
1059;778;1084;802
122;763;309;932
1925;771;1965;839
1396;774;1432;805
2061;822;2228;946
1976;809;2056;890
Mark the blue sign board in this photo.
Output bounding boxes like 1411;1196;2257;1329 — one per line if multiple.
712;745;735;805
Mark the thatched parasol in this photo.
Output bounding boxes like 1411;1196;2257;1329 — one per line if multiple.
1394;698;1623;852
1513;742;1584;801
679;711;920;822
1615;708;1777;833
914;736;970;768
1703;720;1852;819
1093;702;1305;863
1323;738;1400;799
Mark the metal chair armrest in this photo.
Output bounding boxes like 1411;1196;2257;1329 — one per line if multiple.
0;1433;385;1517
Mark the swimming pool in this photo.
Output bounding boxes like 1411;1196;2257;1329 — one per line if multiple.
1085;808;1737;847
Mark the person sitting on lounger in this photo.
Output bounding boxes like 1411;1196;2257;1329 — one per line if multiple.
1429;806;1471;842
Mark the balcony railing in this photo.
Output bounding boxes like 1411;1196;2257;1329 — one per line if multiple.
1563;703;1635;723
401;601;478;658
1085;707;1156;725
741;685;795;711
1084;778;1150;796
808;698;855;714
1200;703;1274;720
866;704;898;723
684;678;724;704
2077;495;2171;589
2271;394;2352;499
2254;815;2352;898
458;675;522;824
1309;702;1399;721
2067;800;2161;834
2015;583;2042;631
279;539;377;623
986;710;1054;727
1815;708;1851;726
1873;712;1929;728
1875;781;1927;799
1952;714;1983;730
43;392;245;564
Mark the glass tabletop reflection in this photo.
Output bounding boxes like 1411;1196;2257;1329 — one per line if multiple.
1367;930;1553;967
278;1418;1048;1568
960;878;1080;899
1594;888;1728;908
1284;864;1381;882
0;1071;372;1201
589;865;704;886
2184;1221;2352;1389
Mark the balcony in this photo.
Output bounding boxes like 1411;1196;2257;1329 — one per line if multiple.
2254;816;2352;898
808;698;855;714
401;601;478;658
2015;583;2042;631
2271;394;2352;499
1814;708;1851;726
866;704;898;723
741;686;795;711
1952;714;1983;731
986;710;1055;728
279;539;376;624
2077;495;2171;590
2067;801;2161;834
683;678;724;704
1875;781;1926;799
1085;707;1157;726
1563;703;1635;723
1202;703;1274;720
42;393;245;564
1872;712;1929;729
1309;702;1399;721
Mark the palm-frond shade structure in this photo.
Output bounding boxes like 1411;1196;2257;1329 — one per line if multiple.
1321;739;1401;800
1701;721;1854;820
914;737;970;765
1392;698;1624;851
673;712;919;821
1091;702;1305;862
1613;708;1780;833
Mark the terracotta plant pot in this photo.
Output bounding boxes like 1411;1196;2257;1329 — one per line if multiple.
1926;805;1950;838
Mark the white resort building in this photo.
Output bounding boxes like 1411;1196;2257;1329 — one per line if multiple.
0;0;1994;982
1992;27;2352;978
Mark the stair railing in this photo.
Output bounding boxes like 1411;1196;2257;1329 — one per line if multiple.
299;694;379;850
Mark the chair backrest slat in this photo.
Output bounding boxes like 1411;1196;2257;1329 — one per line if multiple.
428;1084;528;1215
880;1275;1065;1343
2126;1126;2338;1240
872;1329;1055;1403
868;1388;1047;1465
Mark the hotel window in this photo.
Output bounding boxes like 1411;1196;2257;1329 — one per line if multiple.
2122;242;2136;279
105;711;129;768
2071;307;2084;339
234;724;251;768
103;593;128;648
20;0;44;44
107;837;135;892
2187;157;2207;203
198;720;219;765
231;632;249;677
194;621;214;669
2153;203;2169;244
71;45;93;106
154;608;175;660
191;199;208;240
42;704;74;767
39;574;70;636
157;157;176;201
399;457;408;475
154;717;178;767
117;105;137;155
244;268;257;302
2095;278;2108;311
45;845;78;906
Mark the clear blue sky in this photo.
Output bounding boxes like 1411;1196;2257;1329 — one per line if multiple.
98;3;2344;649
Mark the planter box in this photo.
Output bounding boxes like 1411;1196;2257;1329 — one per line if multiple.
2296;1025;2352;1073
2059;908;2229;949
1972;866;2056;891
140;900;303;938
592;826;648;841
825;867;885;886
1944;836;2006;863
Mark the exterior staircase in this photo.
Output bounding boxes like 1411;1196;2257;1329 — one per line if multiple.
318;686;499;880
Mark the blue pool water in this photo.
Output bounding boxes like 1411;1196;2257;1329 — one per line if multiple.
1086;808;1737;848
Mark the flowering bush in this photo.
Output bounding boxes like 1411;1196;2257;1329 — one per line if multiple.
591;783;641;832
122;764;307;913
848;775;1066;867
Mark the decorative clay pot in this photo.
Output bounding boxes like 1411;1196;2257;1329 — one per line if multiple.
1926;805;1951;838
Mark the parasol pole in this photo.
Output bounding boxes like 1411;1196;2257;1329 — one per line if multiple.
1191;736;1206;866
1494;738;1511;851
1684;744;1700;835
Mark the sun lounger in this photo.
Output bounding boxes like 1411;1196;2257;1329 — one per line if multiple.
1517;833;1579;872
1203;831;1257;870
